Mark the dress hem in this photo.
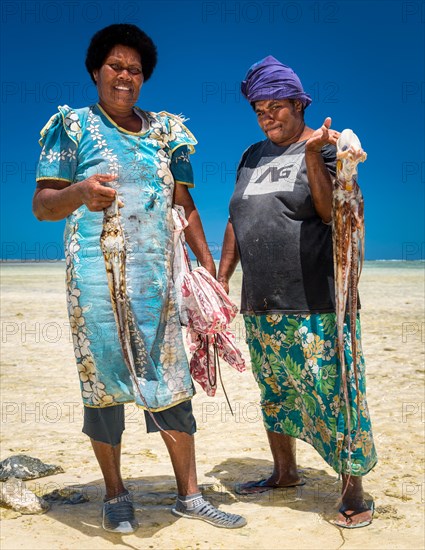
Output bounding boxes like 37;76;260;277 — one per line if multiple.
82;394;193;412
268;424;378;476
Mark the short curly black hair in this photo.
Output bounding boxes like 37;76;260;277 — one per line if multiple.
85;24;157;84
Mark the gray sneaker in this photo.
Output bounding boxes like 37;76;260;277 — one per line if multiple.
102;491;139;534
172;495;246;529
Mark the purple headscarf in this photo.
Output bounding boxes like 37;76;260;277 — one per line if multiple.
241;55;312;108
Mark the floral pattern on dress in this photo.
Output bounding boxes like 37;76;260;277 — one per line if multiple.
244;312;377;475
65;212;115;407
87;110;121;176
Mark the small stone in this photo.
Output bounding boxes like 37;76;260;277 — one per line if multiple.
0;455;64;481
0;478;50;515
43;488;89;505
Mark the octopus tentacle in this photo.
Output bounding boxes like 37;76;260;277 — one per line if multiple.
100;197;173;439
332;130;367;480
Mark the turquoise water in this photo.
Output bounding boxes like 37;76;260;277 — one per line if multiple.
1;260;424;270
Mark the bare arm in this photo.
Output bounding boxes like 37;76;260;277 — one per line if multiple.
217;220;240;294
32;174;117;221
173;183;216;278
304;117;339;223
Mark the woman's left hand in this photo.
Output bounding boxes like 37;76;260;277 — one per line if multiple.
305;117;340;153
202;261;217;279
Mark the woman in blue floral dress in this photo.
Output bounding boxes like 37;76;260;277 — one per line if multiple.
33;24;245;533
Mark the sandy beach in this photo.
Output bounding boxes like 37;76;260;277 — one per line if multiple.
1;261;424;550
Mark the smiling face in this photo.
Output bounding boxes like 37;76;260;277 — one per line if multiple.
254;99;305;146
93;44;144;115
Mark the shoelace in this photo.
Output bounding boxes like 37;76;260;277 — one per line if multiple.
104;496;135;522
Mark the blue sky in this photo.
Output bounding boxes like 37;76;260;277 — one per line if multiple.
1;0;424;260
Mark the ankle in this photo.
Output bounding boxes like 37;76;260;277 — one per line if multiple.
342;496;366;508
178;492;202;500
177;492;204;510
271;469;300;483
104;488;128;502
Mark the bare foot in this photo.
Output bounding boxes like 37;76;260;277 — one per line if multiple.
334;501;374;528
335;475;374;527
235;475;305;495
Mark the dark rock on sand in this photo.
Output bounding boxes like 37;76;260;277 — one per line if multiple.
0;455;64;481
43;488;89;505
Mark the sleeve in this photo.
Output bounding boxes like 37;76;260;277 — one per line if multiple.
321;143;337;177
158;111;198;155
170;145;194;188
236;147;250;180
36;105;81;184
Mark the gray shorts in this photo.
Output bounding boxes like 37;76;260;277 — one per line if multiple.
82;400;196;446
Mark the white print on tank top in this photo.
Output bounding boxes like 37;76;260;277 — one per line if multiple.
241;152;304;198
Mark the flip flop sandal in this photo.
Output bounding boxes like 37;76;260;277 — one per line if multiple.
334;500;374;529
235;478;306;495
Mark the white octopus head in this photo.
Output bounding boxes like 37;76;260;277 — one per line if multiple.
336;129;367;182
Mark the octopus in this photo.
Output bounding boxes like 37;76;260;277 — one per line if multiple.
332;129;367;471
100;197;169;436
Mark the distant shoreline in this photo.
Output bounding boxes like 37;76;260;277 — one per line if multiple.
1;259;424;267
0;260;66;265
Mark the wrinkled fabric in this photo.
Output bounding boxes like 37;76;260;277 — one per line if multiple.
182;266;246;395
172;206;190;326
187;331;245;396
182;268;238;335
244;312;377;475
172;217;246;395
241;55;312;107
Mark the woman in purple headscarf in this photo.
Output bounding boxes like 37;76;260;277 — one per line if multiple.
218;56;377;528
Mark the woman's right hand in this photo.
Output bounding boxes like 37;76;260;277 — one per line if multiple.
78;174;117;211
217;278;230;294
33;173;118;221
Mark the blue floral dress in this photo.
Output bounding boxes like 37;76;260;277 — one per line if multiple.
36;104;197;410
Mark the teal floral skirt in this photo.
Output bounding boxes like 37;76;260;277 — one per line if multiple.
244;313;377;475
